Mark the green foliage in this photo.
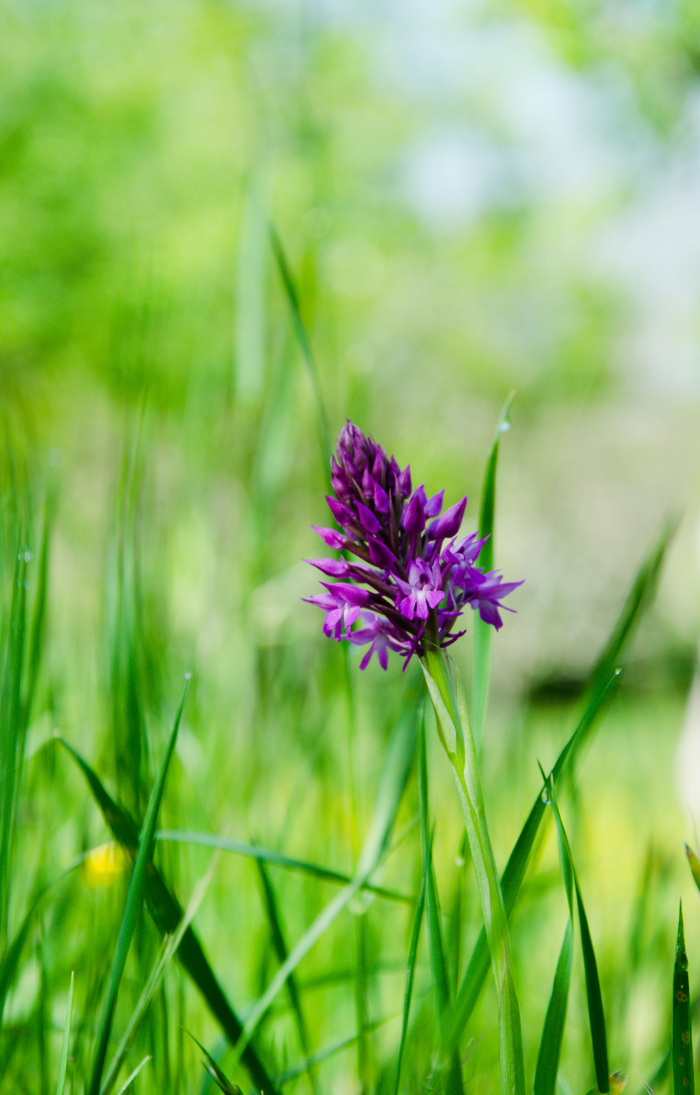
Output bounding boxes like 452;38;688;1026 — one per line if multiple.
0;4;697;1088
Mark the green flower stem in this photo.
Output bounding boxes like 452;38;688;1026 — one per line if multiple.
422;638;525;1095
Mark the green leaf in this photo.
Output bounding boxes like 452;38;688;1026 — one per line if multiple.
673;902;694;1095
87;677;189;1095
472;392;514;745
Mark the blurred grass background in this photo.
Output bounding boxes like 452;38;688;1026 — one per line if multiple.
3;0;700;1090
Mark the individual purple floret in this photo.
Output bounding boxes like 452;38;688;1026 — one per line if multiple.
304;421;522;669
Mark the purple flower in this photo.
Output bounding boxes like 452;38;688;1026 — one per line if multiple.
395;559;446;620
304;421;522;668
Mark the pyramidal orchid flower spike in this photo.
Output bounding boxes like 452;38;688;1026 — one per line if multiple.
305;419;527;1095
304;420;522;669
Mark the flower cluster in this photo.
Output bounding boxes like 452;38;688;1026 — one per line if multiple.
304;421;522;670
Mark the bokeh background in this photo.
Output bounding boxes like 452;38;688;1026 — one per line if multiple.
4;0;700;1089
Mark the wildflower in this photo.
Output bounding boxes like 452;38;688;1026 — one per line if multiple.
304;421;522;668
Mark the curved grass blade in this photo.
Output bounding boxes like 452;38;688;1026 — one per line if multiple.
56;736;280;1095
269;222;331;475
113;1056;152;1095
189;1034;244;1095
0;545;29;953
87;678;189;1095
392;866;426;1095
686;845;700;894
673;902;694;1095
156;831;410;903
534;769;575;1095
545;772;608;1092
229;698;419;1070
100;853;219;1095
423;648;523;1095
534;922;574;1095
472;392;514;745
577;877;610;1093
449;518;673;1047
584;517;676;708
417;712;463;1095
55;972;74;1095
255;859;318;1095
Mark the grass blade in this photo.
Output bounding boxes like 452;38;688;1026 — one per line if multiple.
156;831;411;903
100;852;219;1095
234;172;268;404
268;222;331;475
449;517;673;1046
229;697;419;1069
190;1034;244;1095
546;771;609;1092
392;867;426;1095
577;876;610;1094
56;737;280;1095
254;859;317;1094
54;972;74;1095
87;677;189;1095
0;545;29;952
584;517;676;708
472;393;514;745
673;902;694;1095
534;769;575;1095
417;712;463;1095
113;1056;152;1095
534;922;574;1095
448;671;617;1046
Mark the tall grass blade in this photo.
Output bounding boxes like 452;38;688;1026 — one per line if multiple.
230;697;419;1068
546;772;609;1092
189;1034;243;1095
0;546;29;953
673;902;694;1095
156;831;410;903
55;972;74;1095
87;678;189;1095
472;393;514;745
255;859;317;1093
534;923;574;1095
268;222;331;473
56;737;280;1095
448;672;617;1046
534;770;575;1095
584;517;676;708
100;852;219;1095
234;173;268;404
417;713;463;1095
392;866;426;1095
113;1056;152;1095
423;650;524;1095
449;518;673;1046
576;879;610;1092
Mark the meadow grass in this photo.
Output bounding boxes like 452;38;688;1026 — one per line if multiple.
0;363;694;1095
